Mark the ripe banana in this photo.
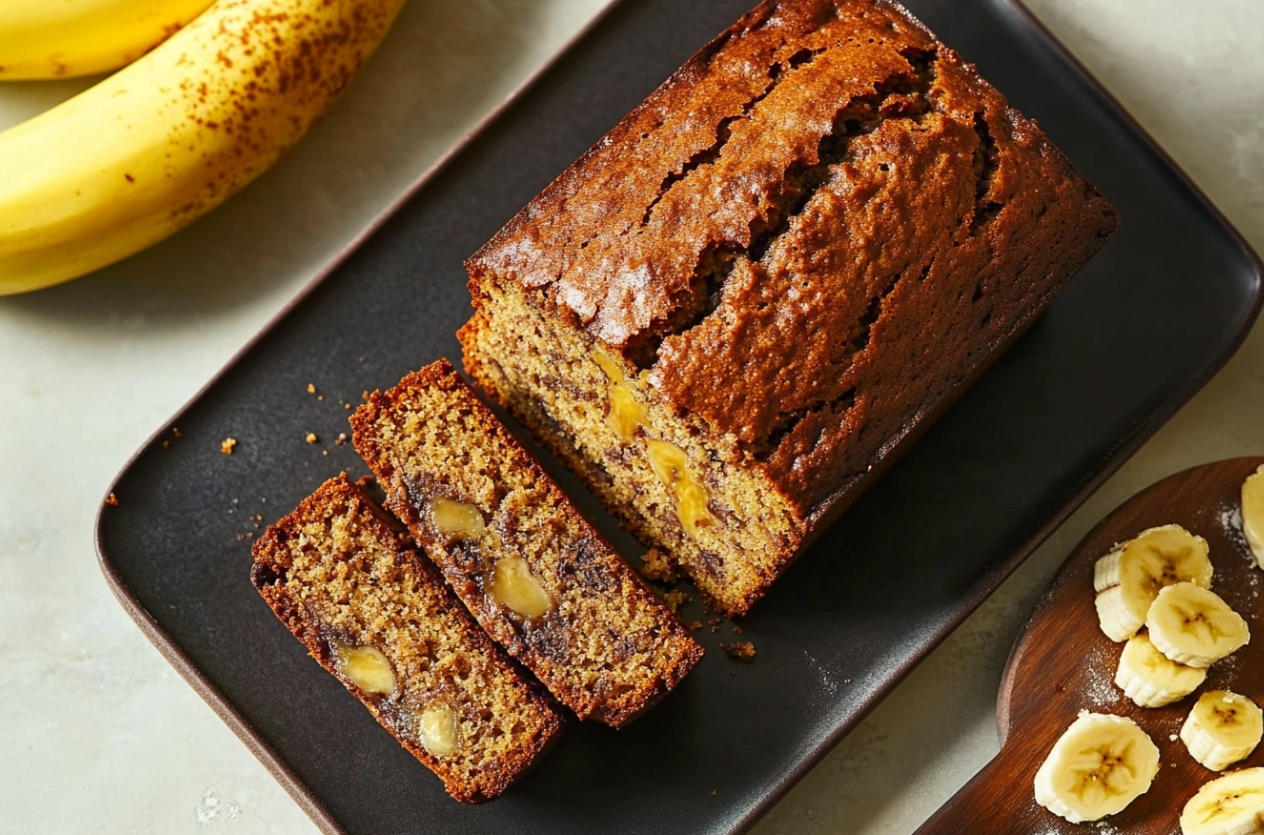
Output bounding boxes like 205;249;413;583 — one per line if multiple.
0;0;215;80
1243;465;1264;568
0;0;407;295
1180;768;1264;835
1094;525;1213;642
1147;582;1250;668
1114;630;1206;708
1034;711;1160;823
1183;691;1264;772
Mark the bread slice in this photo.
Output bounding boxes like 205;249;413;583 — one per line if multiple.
350;360;703;728
460;0;1118;616
250;474;563;802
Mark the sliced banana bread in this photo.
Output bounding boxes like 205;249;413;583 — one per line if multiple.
350;360;703;728
250;474;563;803
461;0;1118;616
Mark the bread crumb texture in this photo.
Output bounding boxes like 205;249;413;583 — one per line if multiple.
351;360;703;727
250;475;563;802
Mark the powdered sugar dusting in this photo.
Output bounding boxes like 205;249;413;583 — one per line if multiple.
1208;502;1261;616
1218;502;1255;564
1221;503;1244;538
1027;818;1122;834
798;649;840;702
1206;647;1245;689
1082;642;1122;707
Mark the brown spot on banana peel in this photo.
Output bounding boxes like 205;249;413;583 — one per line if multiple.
161;0;407;226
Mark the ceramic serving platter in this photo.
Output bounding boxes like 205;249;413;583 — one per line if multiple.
97;1;1263;833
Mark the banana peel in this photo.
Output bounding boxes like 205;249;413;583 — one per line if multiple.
0;0;408;295
0;0;216;80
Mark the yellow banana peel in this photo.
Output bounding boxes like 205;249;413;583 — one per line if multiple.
0;0;217;80
0;0;407;295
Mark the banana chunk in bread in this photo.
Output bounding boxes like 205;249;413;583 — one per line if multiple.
351;360;703;728
461;0;1118;616
251;475;563;802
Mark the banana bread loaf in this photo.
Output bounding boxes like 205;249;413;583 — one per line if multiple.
350;360;703;727
460;0;1118;616
250;475;563;802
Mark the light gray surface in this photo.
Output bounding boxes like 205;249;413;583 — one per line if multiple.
0;1;1260;832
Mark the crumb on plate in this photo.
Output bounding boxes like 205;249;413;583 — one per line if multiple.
639;548;679;583
662;589;688;614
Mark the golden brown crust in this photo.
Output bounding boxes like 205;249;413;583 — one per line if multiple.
350;360;703;727
251;475;564;802
466;0;1117;512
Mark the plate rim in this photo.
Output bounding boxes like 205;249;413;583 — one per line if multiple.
94;1;1264;834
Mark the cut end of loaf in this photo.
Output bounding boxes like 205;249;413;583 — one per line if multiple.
459;306;799;617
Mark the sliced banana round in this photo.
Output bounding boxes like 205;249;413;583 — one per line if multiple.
1094;525;1213;642
1034;712;1160;823
1115;630;1207;707
1147;582;1250;668
1180;767;1264;835
1182;691;1264;772
1243;465;1264;569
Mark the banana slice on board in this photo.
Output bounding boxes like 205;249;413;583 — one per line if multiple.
1034;712;1160;823
1147;582;1250;668
1180;767;1264;835
1244;465;1264;568
1115;630;1207;708
1182;691;1264;772
1094;525;1213;642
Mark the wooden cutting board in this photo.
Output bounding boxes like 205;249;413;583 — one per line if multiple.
915;456;1264;834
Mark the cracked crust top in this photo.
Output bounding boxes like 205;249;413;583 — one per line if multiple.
466;0;1116;508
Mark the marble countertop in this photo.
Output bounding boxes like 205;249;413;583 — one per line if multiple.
1;0;1261;832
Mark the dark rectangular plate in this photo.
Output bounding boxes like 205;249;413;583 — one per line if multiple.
96;1;1262;833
